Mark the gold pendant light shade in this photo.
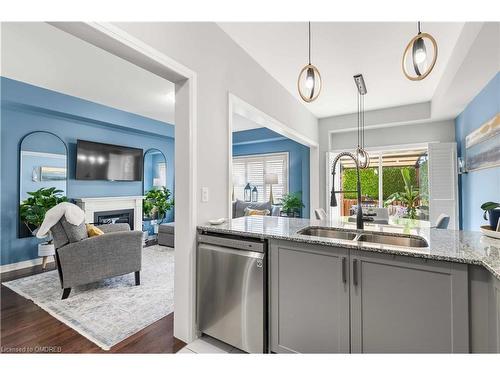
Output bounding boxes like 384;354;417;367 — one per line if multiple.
297;63;322;102
402;23;438;81
298;22;322;102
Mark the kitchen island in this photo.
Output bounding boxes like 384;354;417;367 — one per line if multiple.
198;216;500;353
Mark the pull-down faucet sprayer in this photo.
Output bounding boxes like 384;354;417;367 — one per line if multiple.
330;151;364;230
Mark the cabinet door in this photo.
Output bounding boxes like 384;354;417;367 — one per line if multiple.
350;250;469;353
491;276;500;353
269;240;350;353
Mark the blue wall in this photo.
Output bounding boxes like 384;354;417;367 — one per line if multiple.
1;77;175;265
233;128;310;218
455;72;500;231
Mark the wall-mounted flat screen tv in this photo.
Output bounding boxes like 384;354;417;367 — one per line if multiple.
76;140;143;181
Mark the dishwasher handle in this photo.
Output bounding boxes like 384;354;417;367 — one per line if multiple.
198;234;265;253
198;243;264;260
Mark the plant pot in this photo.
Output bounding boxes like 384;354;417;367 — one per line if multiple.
486;208;500;230
285;209;301;218
38;242;55;257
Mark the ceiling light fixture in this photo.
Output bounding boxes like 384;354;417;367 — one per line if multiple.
297;22;322;102
402;22;438;81
354;74;369;169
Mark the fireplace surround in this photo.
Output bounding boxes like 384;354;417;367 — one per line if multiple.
75;196;144;231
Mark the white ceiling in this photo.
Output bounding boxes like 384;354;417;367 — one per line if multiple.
1;22;175;124
218;22;466;119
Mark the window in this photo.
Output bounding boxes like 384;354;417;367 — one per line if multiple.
232;153;289;203
328;147;429;221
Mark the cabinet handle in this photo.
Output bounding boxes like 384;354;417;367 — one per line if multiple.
341;257;347;283
353;259;358;286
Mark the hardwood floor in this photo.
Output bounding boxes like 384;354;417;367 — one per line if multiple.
0;264;185;353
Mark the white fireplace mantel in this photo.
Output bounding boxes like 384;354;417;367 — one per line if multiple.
75;196;144;230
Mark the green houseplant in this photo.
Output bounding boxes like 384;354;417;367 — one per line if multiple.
280;192;305;218
20;187;68;235
384;169;420;219
143;187;174;223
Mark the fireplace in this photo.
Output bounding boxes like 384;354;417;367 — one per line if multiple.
75;196;144;231
94;209;135;230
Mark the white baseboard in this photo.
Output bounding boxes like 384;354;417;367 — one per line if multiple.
0;257;55;273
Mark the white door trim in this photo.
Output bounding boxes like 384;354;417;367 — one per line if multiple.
228;93;319;218
50;22;198;343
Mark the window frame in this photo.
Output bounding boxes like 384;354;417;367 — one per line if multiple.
232;152;289;203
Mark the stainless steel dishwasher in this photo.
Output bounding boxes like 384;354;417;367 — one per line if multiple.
197;232;267;353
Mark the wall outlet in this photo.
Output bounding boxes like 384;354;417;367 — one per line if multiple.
201;187;209;202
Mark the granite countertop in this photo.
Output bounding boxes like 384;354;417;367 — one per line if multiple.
198;216;500;280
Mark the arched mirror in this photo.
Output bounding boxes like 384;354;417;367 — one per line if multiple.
19;132;68;238
142;149;169;240
143;148;167;193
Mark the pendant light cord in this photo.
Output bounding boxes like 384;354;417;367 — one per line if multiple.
357;92;360;148
361;94;365;149
308;22;311;65
417;21;421;35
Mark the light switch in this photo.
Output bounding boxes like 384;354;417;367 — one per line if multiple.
201;187;209;202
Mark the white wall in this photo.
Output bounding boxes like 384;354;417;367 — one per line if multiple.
329;120;455;150
113;22;318;224
318;115;456;209
110;22;318;343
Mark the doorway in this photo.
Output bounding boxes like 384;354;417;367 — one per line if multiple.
228;94;318;220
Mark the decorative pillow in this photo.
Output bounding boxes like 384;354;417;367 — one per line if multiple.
86;224;104;237
60;216;88;243
244;207;270;216
235;199;272;218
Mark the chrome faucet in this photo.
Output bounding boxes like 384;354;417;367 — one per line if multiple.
330;151;363;230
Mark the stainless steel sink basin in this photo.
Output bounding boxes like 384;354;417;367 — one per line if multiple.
297;227;357;240
296;226;429;248
357;233;428;248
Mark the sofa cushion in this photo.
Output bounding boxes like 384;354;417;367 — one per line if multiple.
234;199;272;218
51;221;69;249
60;216;88;243
159;222;175;234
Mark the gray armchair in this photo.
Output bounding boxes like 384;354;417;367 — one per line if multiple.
51;220;143;299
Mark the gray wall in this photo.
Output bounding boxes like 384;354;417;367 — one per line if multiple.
318;117;456;210
114;22;319;224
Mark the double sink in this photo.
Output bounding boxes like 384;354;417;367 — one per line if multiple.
297;227;429;248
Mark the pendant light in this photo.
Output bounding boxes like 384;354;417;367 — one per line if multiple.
297;22;322;102
402;22;438;81
354;74;369;169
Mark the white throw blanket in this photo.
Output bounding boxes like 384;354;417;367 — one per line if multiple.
37;202;85;238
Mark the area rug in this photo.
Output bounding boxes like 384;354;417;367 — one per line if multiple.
2;245;174;351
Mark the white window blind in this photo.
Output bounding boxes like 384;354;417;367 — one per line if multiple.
232;153;289;203
428;142;458;229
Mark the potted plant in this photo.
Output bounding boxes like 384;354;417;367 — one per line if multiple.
384;169;420;220
280;192;305;218
481;201;500;230
20;187;68;268
143;187;174;224
20;187;68;235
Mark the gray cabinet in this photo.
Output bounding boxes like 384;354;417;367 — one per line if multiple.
349;250;469;353
491;276;500;352
269;240;470;353
269;240;350;353
468;265;500;353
